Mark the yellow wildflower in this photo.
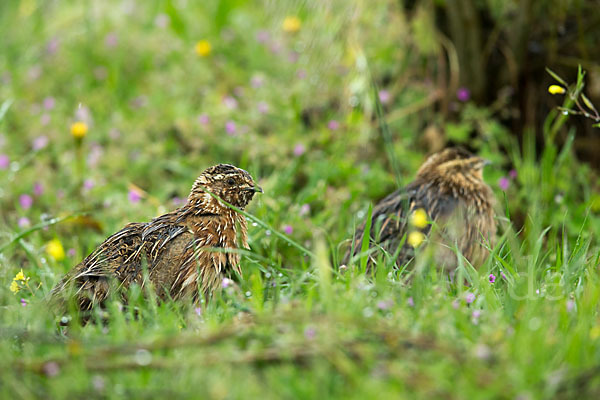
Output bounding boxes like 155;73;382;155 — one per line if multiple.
591;325;600;340
14;269;26;282
548;85;566;95
46;238;65;261
410;208;428;229
282;16;301;33
67;340;82;356
408;231;425;248
70;122;88;139
195;40;212;57
9;280;20;294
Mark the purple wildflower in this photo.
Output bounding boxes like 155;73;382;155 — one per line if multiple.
283;225;293;235
33;182;44;196
488;274;496;283
32;135;49;151
222;278;233;289
257;101;269;114
130;96;147;109
88;143;104;168
256;30;270;44
378;89;391;104
75;105;92;124
225;120;237;135
407;297;414;307
251;75;264;88
92;375;106;392
566;300;575;312
472;310;481;319
128;190;141;203
104;33;118;48
327;120;340;131
223;96;238;109
457;87;470;102
194;306;202;316
465;292;476;304
19;194;33;210
18;217;30;228
269;42;282;54
474;344;491;360
68;248;76;257
1;72;11;85
43;97;55;110
0;154;9;169
377;299;393;310
172;197;186;207
83;179;95;191
498;177;509;191
304;327;316;339
46;38;60;55
42;362;60;377
233;87;245;97
296;69;306;79
40;114;51;126
197;114;210;125
500;270;507;280
21;298;27;307
293;144;306;157
509;169;517;179
299;204;310;216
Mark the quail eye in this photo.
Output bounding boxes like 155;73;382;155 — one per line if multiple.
227;178;235;186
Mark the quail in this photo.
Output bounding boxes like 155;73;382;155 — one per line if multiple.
346;147;496;270
51;164;262;311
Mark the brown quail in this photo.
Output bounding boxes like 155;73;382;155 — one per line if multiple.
51;164;262;311
346;147;496;270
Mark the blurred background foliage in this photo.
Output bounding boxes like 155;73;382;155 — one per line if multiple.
1;0;600;397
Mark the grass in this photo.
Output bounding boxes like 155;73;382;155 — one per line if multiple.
1;1;600;398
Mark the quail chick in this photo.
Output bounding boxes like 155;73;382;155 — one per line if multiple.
51;164;262;311
346;148;496;270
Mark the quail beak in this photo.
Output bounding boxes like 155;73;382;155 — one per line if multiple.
244;185;263;193
475;158;492;169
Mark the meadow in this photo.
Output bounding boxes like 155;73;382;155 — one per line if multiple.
1;1;600;398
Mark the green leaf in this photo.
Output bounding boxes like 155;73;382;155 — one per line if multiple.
359;204;373;273
545;67;568;86
0;98;12;122
581;93;598;113
445;122;471;143
576;64;586;89
165;0;186;39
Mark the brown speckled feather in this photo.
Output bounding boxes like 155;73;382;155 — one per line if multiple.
51;164;261;311
346;148;496;270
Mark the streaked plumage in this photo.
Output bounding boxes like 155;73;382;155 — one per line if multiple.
51;164;262;311
346;148;496;270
